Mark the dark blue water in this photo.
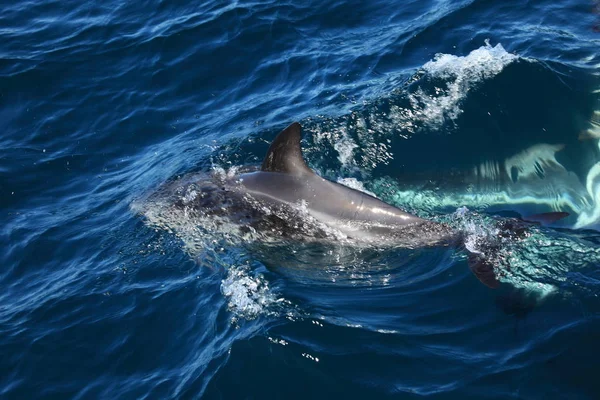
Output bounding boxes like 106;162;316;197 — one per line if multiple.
2;0;600;398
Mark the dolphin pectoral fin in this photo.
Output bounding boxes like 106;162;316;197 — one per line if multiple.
521;211;570;225
261;122;314;176
467;253;500;288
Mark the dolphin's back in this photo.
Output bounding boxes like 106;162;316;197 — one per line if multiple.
146;122;459;247
246;122;427;228
238;171;429;239
229;122;457;245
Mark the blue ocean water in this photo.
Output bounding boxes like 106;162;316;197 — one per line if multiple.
2;0;600;398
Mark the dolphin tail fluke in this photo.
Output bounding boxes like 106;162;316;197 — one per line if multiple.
466;211;570;288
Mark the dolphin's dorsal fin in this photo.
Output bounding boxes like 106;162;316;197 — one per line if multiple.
261;122;313;175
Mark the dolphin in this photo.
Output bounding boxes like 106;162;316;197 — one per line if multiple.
235;122;462;248
139;122;568;288
155;122;460;248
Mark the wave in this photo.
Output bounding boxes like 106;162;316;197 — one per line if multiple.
409;40;518;129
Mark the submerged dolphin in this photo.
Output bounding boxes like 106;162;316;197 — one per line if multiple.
140;122;568;288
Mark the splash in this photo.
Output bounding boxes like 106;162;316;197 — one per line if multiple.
450;207;577;298
336;177;377;197
220;265;282;322
409;41;518;128
307;42;519;173
332;132;359;167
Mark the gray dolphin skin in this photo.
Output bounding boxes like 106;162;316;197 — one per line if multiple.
141;122;568;288
236;122;458;247
143;123;459;248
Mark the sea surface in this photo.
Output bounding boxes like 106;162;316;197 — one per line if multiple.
2;0;600;398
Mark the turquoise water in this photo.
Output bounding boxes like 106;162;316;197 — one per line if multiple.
1;0;600;398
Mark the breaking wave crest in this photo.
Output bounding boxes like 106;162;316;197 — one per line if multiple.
302;42;521;176
135;41;600;324
220;264;297;324
409;41;519;129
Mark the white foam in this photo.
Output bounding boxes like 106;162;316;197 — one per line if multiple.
452;208;498;255
220;266;281;322
451;208;562;297
336;177;377;197
333;134;358;167
314;125;359;169
181;189;198;205
212;165;239;180
409;41;518;128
